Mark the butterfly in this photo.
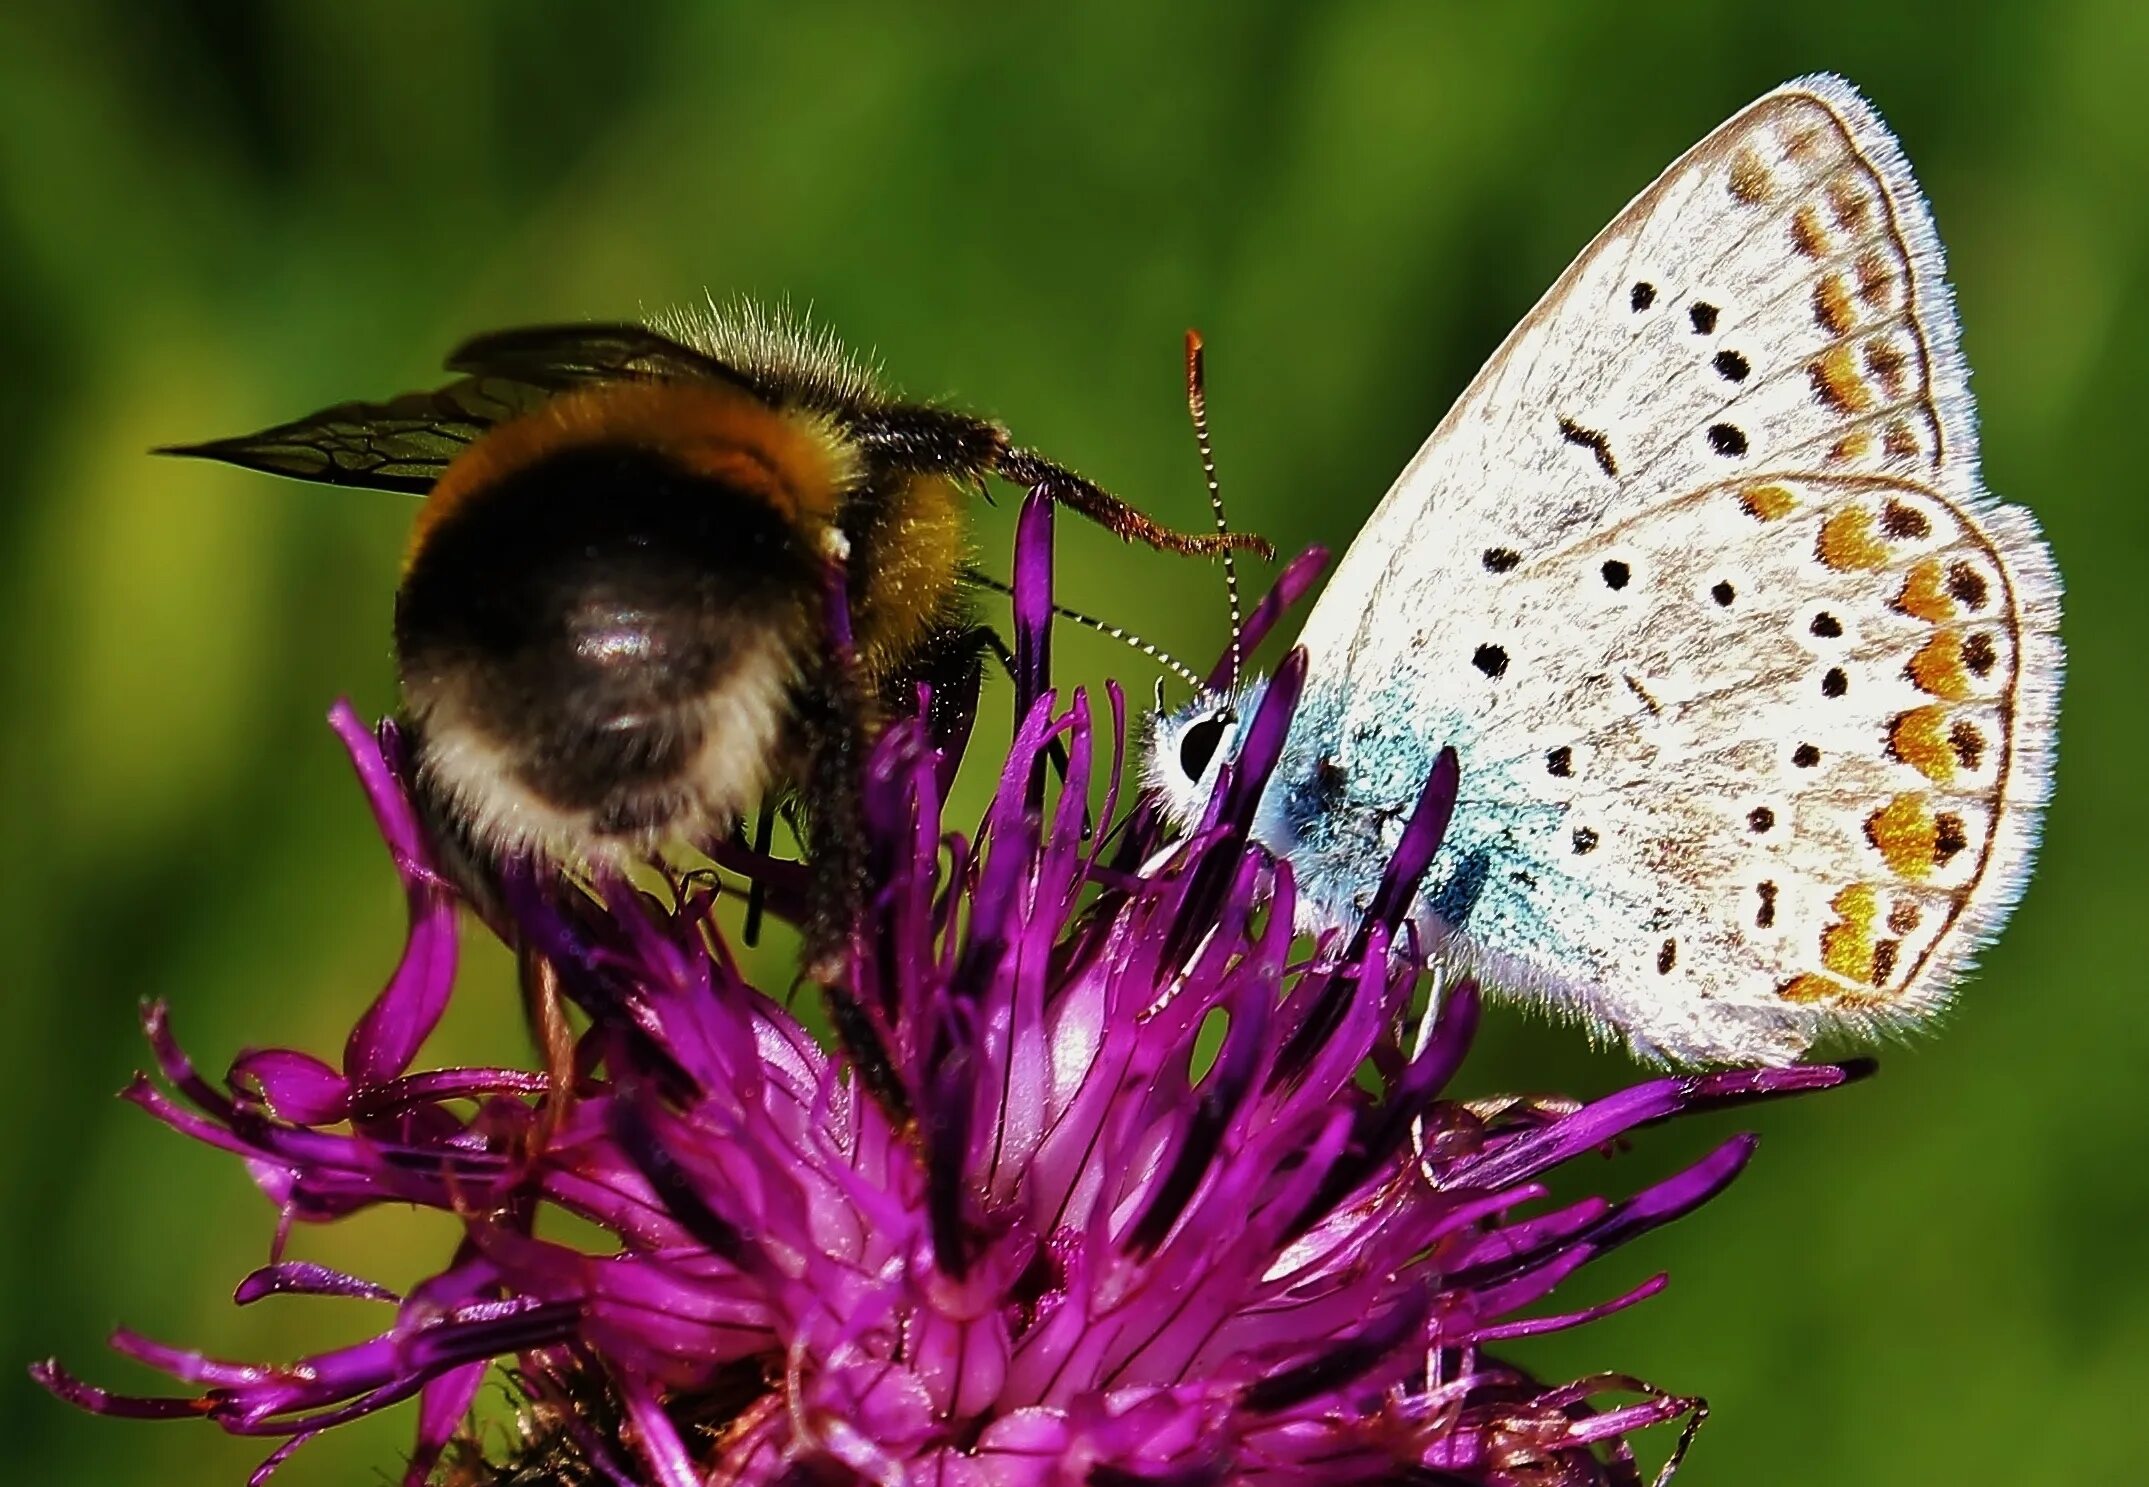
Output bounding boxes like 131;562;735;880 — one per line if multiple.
1148;74;2063;1066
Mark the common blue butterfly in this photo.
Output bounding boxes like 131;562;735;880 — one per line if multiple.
1150;75;2063;1066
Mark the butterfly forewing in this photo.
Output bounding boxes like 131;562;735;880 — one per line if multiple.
1294;75;2060;1063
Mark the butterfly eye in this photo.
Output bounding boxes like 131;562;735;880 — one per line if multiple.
1179;712;1233;781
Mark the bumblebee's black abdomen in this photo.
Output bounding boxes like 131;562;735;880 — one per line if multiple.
396;442;819;853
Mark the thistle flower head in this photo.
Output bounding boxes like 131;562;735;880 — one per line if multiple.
36;498;1860;1485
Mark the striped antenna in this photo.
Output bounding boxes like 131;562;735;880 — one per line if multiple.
962;568;1204;692
1184;330;1242;688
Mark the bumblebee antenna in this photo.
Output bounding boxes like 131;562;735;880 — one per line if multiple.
962;568;1204;692
1184;330;1242;689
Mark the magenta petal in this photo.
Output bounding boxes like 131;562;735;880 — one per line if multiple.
1207;545;1329;689
234;1262;397;1306
343;880;458;1087
328;704;431;875
1010;490;1056;724
404;1359;487;1487
1471;1272;1670;1343
30;1360;208;1420
245;1430;318;1486
330;705;460;1087
231;1049;348;1125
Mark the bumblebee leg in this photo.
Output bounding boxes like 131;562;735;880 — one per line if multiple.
995;448;1272;560
797;752;863;982
790;652;913;1130
880;620;992;763
740;797;778;947
793;650;870;985
845;404;1270;560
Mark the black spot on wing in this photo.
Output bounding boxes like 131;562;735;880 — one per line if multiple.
1881;500;1932;541
1935;813;1969;863
1947;562;1989;610
1872;939;1901;983
1558;417;1618;477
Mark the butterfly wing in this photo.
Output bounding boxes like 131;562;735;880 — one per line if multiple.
1293;74;2061;1064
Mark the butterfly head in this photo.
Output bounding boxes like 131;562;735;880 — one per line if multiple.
1144;678;1269;833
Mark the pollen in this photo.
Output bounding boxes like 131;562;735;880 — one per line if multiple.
1740;483;1796;522
1887;705;1956;784
1817;506;1887;571
1908;633;1974;699
1894;557;1954;622
1865;793;1939;878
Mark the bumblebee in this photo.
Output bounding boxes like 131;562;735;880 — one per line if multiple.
172;304;1262;947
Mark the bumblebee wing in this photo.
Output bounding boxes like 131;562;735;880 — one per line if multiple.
443;322;754;393
163;325;752;493
160;376;544;493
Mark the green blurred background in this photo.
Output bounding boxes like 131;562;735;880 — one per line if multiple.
4;3;2144;1483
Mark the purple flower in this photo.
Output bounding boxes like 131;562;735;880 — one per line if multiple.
36;497;1862;1486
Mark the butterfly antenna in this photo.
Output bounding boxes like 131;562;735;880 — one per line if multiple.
1184;330;1242;689
962;568;1204;692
